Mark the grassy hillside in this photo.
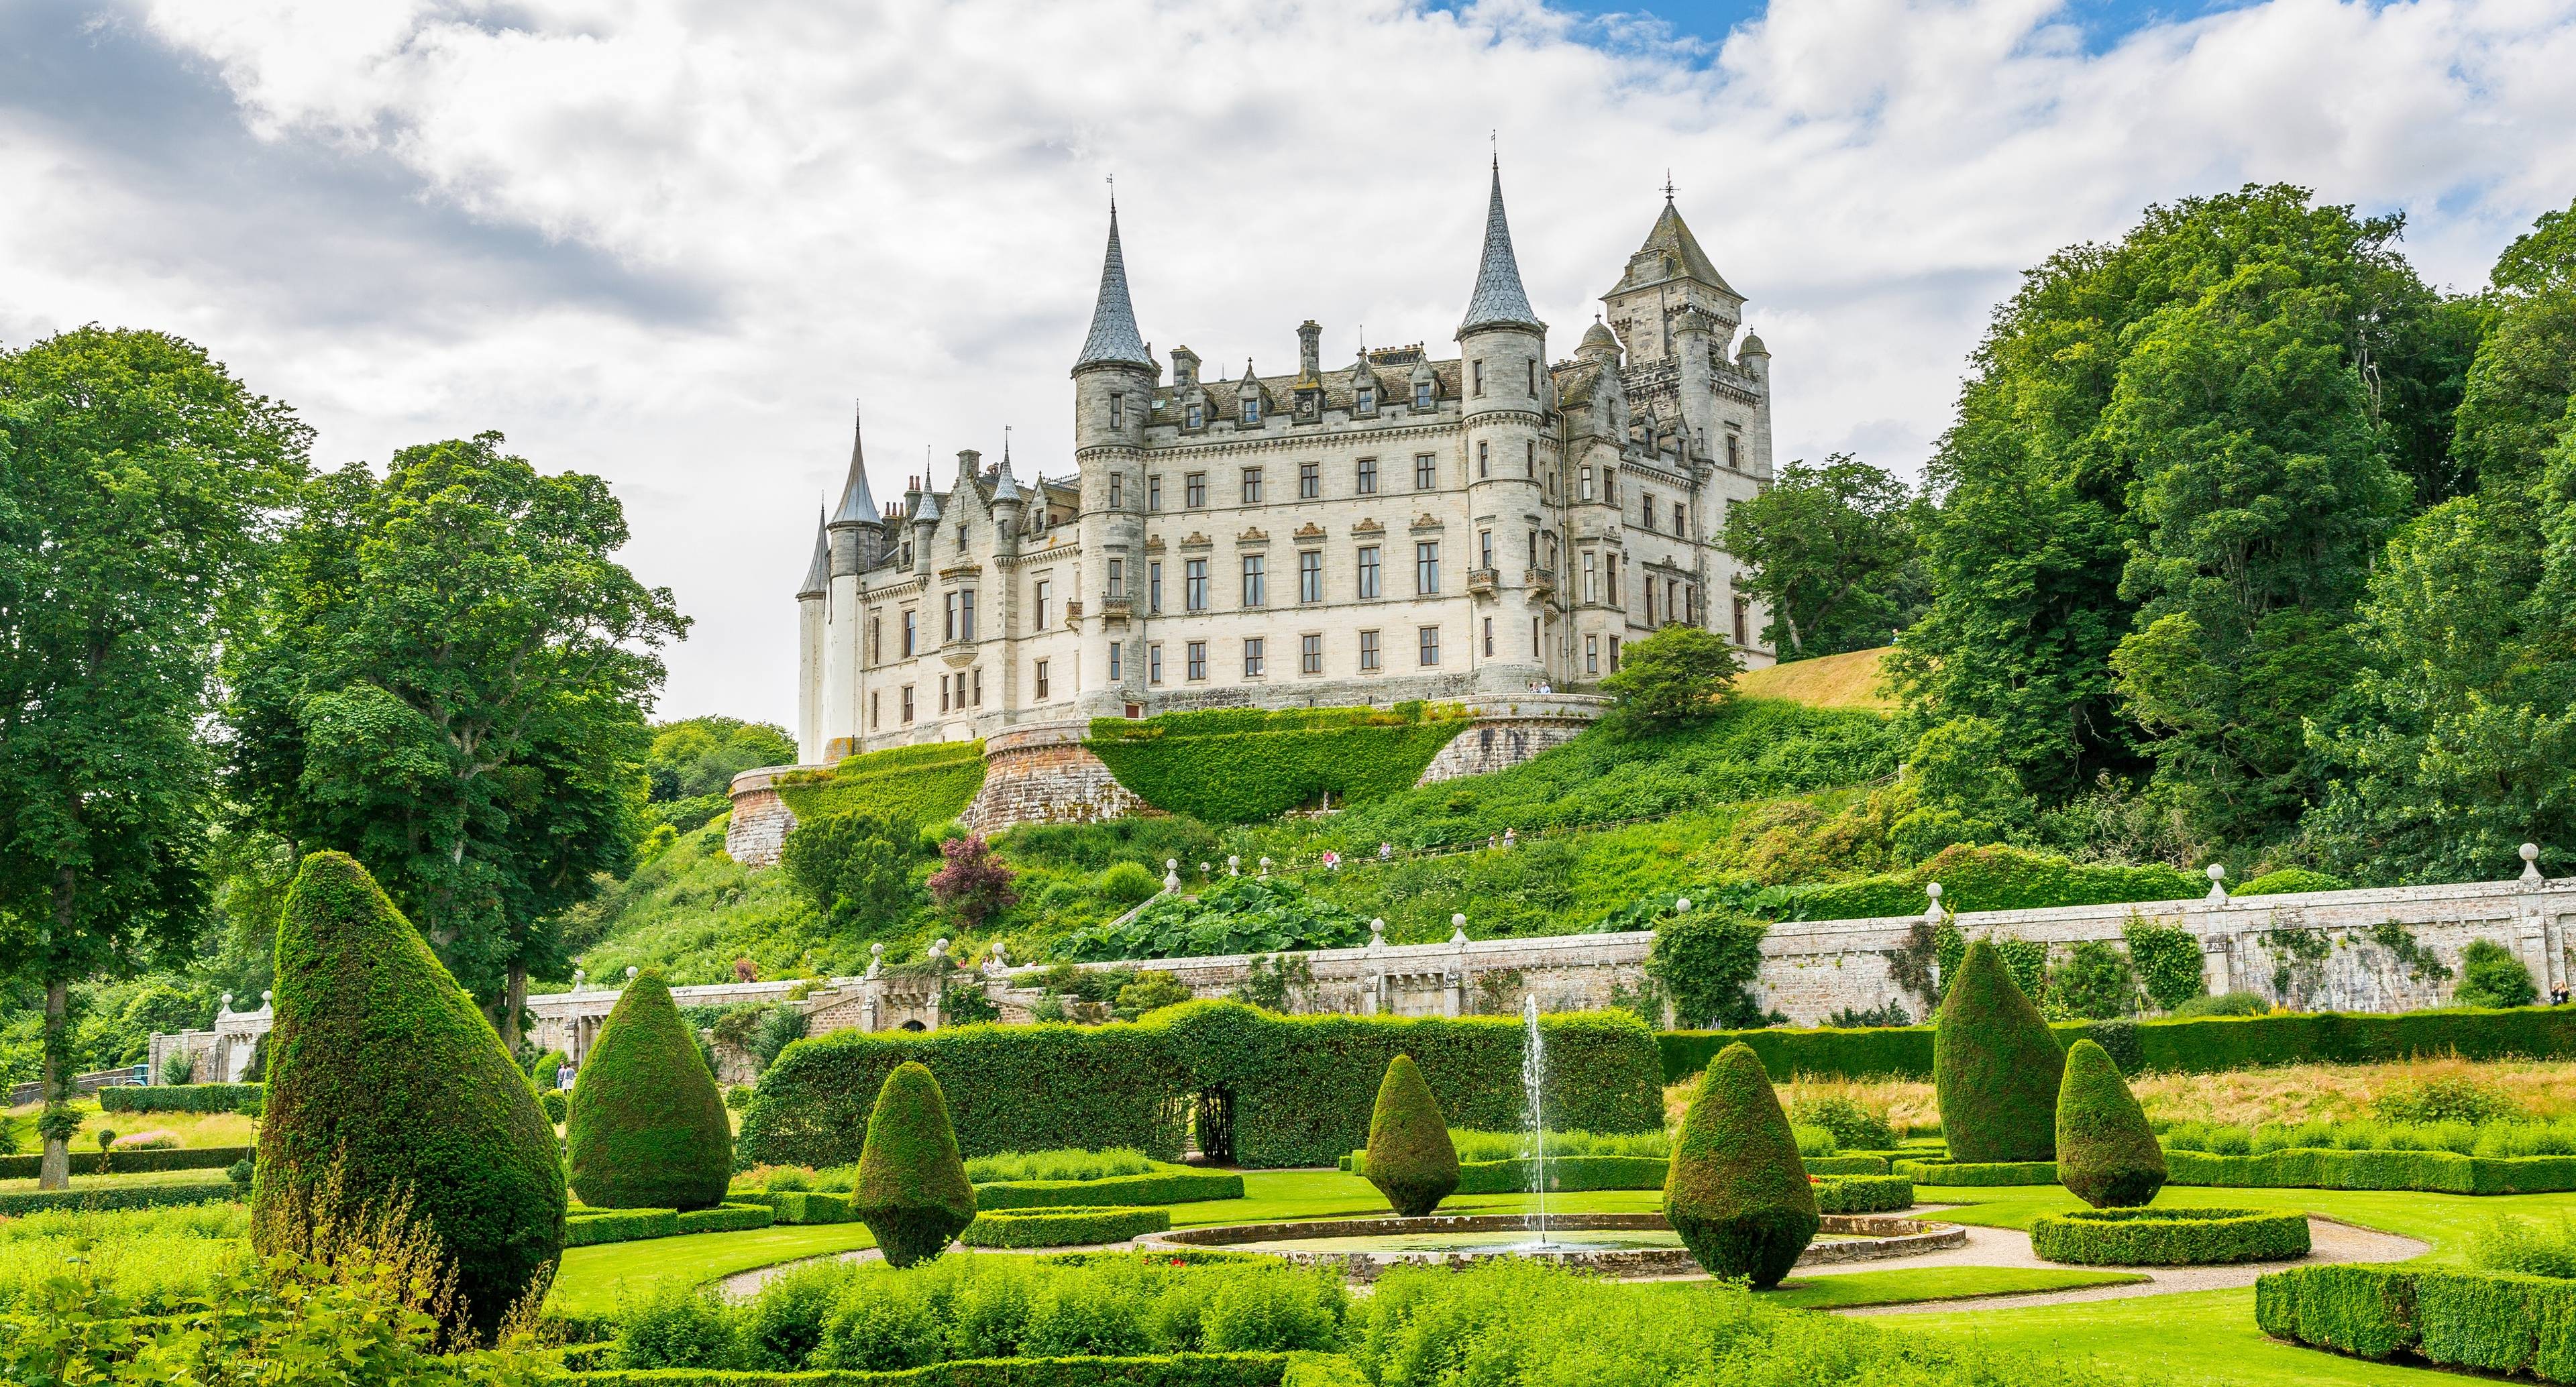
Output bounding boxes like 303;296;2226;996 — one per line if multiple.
1733;647;1897;712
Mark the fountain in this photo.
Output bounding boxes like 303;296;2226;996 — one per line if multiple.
1521;991;1548;1247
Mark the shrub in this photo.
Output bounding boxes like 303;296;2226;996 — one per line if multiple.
960;1206;1172;1248
2374;1073;2522;1126
98;1084;264;1115
677;1203;778;1235
782;809;918;928
1067;877;1367;963
2457;938;2540;1009
250;851;564;1341
1664;1043;1818;1288
2169;991;2269;1018
2029;1206;2308;1266
2235;868;2352;896
854;1062;977;1266
1097;862;1163;906
566;1208;681;1247
2045;941;2138;1020
2473;1213;2576;1279
1933;938;2063;1162
2122;917;2206;1011
1085;705;1472;824
568;968;734;1211
2053;1039;2164;1208
1811;1173;1914;1213
159;1051;195;1086
1647;907;1772;1030
1601;624;1741;736
1790;1096;1898;1152
615;1284;739;1370
929;835;1018;930
1363;1055;1460;1217
525;1048;570;1086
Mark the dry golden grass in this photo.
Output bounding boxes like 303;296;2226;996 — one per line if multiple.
5;1096;260;1149
1734;646;1898;712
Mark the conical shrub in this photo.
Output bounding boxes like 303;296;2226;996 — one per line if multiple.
1934;937;2065;1162
567;968;733;1211
1664;1042;1819;1288
252;852;565;1341
1364;1054;1460;1217
2055;1038;2165;1208
852;1062;975;1266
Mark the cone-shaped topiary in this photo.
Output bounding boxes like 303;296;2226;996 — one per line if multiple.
2055;1038;2166;1208
1363;1053;1460;1217
252;852;565;1341
1935;937;2065;1162
566;968;733;1211
1664;1042;1819;1288
851;1061;975;1266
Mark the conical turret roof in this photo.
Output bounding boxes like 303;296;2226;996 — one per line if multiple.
798;508;830;598
1074;206;1153;371
1459;162;1544;336
829;407;880;526
1615;197;1739;298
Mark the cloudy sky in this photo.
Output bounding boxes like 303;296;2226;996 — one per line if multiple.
6;0;2573;726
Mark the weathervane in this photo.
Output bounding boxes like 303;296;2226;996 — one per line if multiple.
1664;170;1675;203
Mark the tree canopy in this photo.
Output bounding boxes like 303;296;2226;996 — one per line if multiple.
1719;454;1927;661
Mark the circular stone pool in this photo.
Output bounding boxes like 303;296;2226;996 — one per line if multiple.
1136;1213;1966;1282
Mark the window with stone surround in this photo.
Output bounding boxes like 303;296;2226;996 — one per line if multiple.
1243;637;1265;678
1034;578;1051;630
1299;461;1319;499
1241;553;1266;608
1415;541;1438;595
1298;550;1321;603
1301;632;1322;674
1358;629;1381;671
1035;659;1050;700
1241;467;1263;504
902;685;914;722
1107;559;1124;600
1185;471;1206;508
1417;625;1440;665
1185;558;1208;612
1356;457;1378;494
1148;561;1163;613
1186;641;1208;681
1148;474;1163;510
1148;643;1164;683
1413;380;1432;410
1417;453;1437;490
1357;545;1380;599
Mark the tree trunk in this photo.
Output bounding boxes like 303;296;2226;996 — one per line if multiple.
1781;605;1806;656
500;961;527;1053
38;979;70;1190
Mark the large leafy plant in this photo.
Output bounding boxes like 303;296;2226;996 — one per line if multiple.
1062;877;1368;962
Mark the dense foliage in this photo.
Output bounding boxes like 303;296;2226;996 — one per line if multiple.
2031;1205;2309;1265
1599;624;1744;737
1362;1054;1460;1216
852;1061;977;1266
2456;939;2539;1009
781;809;920;930
1933;940;2065;1162
1085;705;1471;824
773;741;987;827
1664;1043;1819;1288
1720;455;1929;660
1645;907;1771;1028
1069;877;1367;962
566;968;733;1211
2054;1038;2165;1207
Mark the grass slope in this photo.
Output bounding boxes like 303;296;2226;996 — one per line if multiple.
1733;647;1897;712
547;1221;879;1316
1766;1266;2145;1309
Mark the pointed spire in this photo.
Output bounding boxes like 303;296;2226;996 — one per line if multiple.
994;428;1022;503
1074;203;1152;371
829;402;881;526
1459;160;1544;335
798;506;830;598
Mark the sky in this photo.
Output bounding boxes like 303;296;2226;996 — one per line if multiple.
5;0;2573;728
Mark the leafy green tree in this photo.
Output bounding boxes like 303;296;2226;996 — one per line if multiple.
1719;455;1927;659
2455;940;2537;1009
2045;941;2138;1021
647;716;796;801
780;810;916;929
2451;198;2576;496
0;327;309;1187
1363;1053;1459;1217
1891;716;2036;861
1599;624;1741;737
1646;907;1771;1029
226;433;686;1048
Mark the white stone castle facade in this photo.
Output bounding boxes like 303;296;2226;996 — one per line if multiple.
792;166;1777;763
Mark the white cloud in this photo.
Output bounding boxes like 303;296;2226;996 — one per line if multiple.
5;0;2570;724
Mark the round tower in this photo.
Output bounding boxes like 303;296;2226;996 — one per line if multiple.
1071;203;1155;717
1456;160;1553;693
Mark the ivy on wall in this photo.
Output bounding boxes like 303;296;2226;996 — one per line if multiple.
1085;704;1472;825
773;741;987;828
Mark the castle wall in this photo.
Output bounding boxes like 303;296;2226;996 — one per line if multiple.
962;722;1151;834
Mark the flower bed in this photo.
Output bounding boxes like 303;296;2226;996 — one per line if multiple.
2031;1206;2309;1266
1892;1159;2057;1186
2259;1262;2576;1380
960;1205;1174;1249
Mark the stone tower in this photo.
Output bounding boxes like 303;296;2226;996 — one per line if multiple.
818;408;881;761
1456;160;1552;689
1071;204;1155;718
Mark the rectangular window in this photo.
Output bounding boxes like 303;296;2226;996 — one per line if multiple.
1241;467;1263;504
870;689;879;728
1580;465;1593;501
1185;472;1206;508
1299;461;1319;498
960;590;975;641
1357;545;1381;599
1527;529;1538;567
1241;395;1260;426
1418;625;1440;665
1532;616;1541;658
1300;632;1322;674
1242;553;1266;607
1413;380;1432;410
902;610;916;656
1107;559;1124;600
1471;359;1484;396
943;593;956;643
869;616;881;664
1298;550;1322;603
1148;643;1164;684
1109;473;1124;508
1357;384;1375;411
1359;629;1381;671
1186;641;1208;681
1586;633;1599;674
1668;577;1680;624
1733;596;1750;645
1185;559;1208;612
1641;492;1655;531
1035;659;1051;700
902;685;914;722
1148;561;1163;613
1583;553;1597;603
1525;441;1535;478
1109;642;1122;681
1545;535;1557;571
1476;441;1488;478
1242;637;1265;677
1526;360;1537;395
1479;530;1493;569
1148;474;1163;511
1110;392;1125;431
1727;434;1741;468
1415;453;1436;490
1186;402;1203;429
1674;501;1686;534
1483;616;1494;657
971;668;982;706
1645;581;1654;625
1356;457;1378;494
1607;552;1621;604
1415;541;1439;596
1608;634;1620;671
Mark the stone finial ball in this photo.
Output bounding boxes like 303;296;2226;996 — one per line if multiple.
625;966;639;980
2207;864;2226;881
1452;913;1467;928
1676;898;1693;913
1926;882;1943;901
2524;843;2542;863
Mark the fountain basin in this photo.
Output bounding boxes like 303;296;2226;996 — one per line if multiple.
1136;1213;1966;1282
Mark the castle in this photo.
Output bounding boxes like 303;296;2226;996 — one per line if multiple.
792;165;1777;763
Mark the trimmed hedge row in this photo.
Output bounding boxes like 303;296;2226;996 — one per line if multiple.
741;1001;1662;1170
774;742;987;829
564;1203;777;1247
735;1190;855;1225
1085;705;1472;824
1812;1174;1914;1213
975;1170;1246;1211
2030;1206;2310;1266
1662;1006;2576;1083
1339;1152;1897;1195
1804;1156;1892;1176
680;1204;779;1234
99;1084;263;1114
2165;1147;2576;1195
959;1205;1172;1248
561;1354;1289;1387
2257;1264;2576;1380
1893;1160;2057;1186
0;1145;253;1180
0;1182;239;1217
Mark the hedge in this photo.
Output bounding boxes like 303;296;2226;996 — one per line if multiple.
0;1182;239;1217
2259;1264;2576;1380
1811;1174;1914;1214
1341;1152;1891;1194
1084;705;1471;824
0;1145;252;1180
1893;1160;2057;1186
1803;1156;1892;1176
566;1208;680;1247
2165;1147;2576;1195
2029;1206;2309;1266
773;742;987;828
973;1169;1246;1211
559;1353;1289;1387
740;1001;1662;1170
735;1190;855;1225
958;1205;1173;1248
679;1203;779;1235
1756;844;2201;923
1661;1006;2576;1083
99;1084;263;1115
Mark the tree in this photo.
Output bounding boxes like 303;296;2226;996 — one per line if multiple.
851;1061;975;1266
225;434;686;1048
646;716;797;802
1362;1054;1458;1217
0;327;309;1188
1890;716;2035;861
1664;1042;1818;1288
1599;624;1741;737
1933;938;2065;1162
1646;907;1771;1029
2454;940;2537;1009
1719;455;1927;659
252;852;564;1341
926;835;1016;930
566;968;733;1211
2054;1038;2165;1208
780;811;916;929
2451;197;2576;496
2045;941;2139;1021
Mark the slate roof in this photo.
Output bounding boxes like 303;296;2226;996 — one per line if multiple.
1074;207;1153;370
1459;164;1544;335
1612;199;1739;299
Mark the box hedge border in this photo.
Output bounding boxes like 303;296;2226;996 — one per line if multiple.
99;1084;263;1115
559;1352;1290;1387
1662;1007;2576;1084
974;1169;1246;1210
1812;1173;1914;1214
2259;1264;2576;1380
959;1205;1173;1248
566;1203;776;1246
0;1182;239;1216
2167;1147;2576;1195
2030;1206;2309;1266
1084;706;1472;825
0;1145;253;1180
739;1001;1662;1170
1892;1159;2057;1186
1340;1152;1896;1195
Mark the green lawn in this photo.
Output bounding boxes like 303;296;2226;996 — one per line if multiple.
549;1221;878;1317
1913;1180;2576;1262
1764;1265;2145;1309
0;1166;233;1195
1902;1286;2447;1386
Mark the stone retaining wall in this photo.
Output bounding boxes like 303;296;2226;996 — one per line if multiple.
962;723;1151;834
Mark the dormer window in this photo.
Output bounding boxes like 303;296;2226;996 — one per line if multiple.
1413;381;1433;410
1186;402;1203;429
1356;384;1375;412
1241;395;1261;427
